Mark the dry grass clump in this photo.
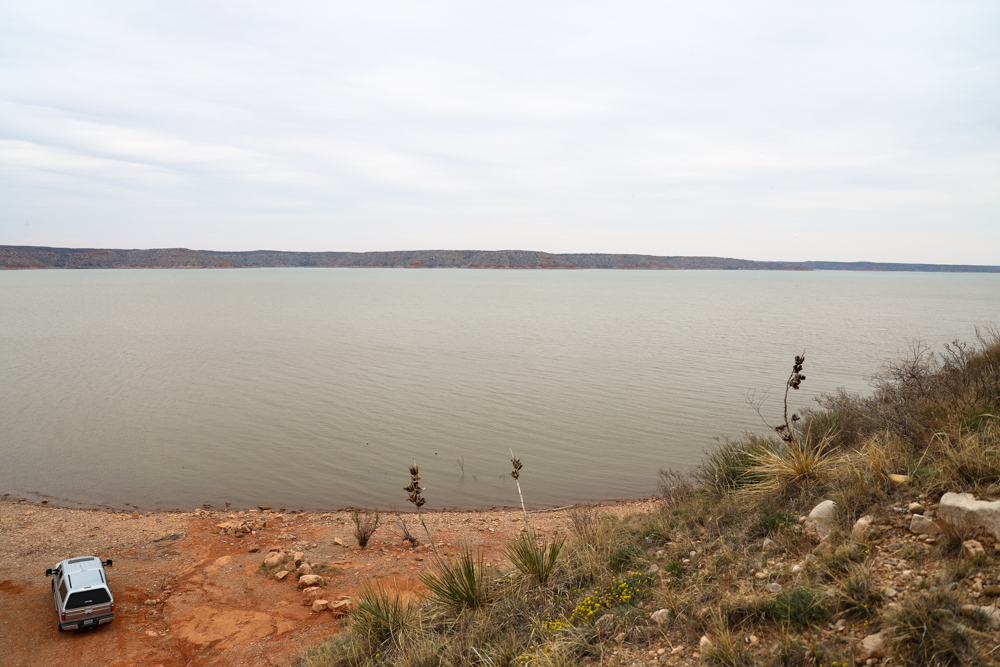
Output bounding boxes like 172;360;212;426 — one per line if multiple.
350;508;381;548
884;588;986;667
747;434;838;496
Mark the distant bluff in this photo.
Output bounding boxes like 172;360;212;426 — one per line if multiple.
1;246;997;272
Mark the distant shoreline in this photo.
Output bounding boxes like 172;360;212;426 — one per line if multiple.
2;245;999;272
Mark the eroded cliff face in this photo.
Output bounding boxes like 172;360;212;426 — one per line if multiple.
0;246;815;270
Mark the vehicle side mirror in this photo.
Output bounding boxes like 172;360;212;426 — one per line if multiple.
45;568;53;577
104;559;113;567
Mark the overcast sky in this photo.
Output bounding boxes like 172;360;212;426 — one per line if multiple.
1;2;997;263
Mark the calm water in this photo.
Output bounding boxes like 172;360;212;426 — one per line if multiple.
1;269;997;511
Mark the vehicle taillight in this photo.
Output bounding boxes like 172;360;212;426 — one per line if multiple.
61;613;65;622
110;604;114;612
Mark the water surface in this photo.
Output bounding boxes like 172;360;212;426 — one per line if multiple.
1;269;997;511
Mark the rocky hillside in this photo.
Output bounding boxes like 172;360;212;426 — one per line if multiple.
3;246;997;271
0;246;811;270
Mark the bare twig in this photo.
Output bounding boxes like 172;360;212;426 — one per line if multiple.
509;449;529;528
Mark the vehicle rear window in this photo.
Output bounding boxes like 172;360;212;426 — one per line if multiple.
65;589;111;609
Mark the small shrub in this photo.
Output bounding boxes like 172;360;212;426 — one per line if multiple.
351;508;381;548
696;435;773;494
421;547;490;611
569;506;601;540
504;529;564;586
665;559;686;584
748;506;798;538
767;588;828;628
609;543;642;572
566;572;655;624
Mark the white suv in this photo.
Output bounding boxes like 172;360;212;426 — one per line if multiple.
45;557;115;631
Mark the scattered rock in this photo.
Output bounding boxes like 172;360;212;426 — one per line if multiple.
614;632;627;643
144;599;159;606
699;635;713;650
648;563;660;573
938;493;1000;542
594;613;615;633
765;583;783;593
214;555;231;567
883;587;898;598
274;570;289;581
855;632;885;664
803;500;837;543
888;474;910;486
790;564;802;574
298;574;323;588
132;510;140;519
961;604;1000;628
297;563;314;576
333;538;344;547
650;609;670;625
908;502;925;515
328;598;353;614
302;586;323;604
263;555;281;568
312;599;329;612
962;540;986;559
909;514;941;536
983;585;1000;597
812;540;834;556
762;537;774;550
852;515;874;542
258;505;272;511
248;546;259;553
292;551;305;566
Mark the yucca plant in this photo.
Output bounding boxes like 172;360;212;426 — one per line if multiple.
503;450;565;585
420;547;490;611
504;528;565;586
351;581;415;646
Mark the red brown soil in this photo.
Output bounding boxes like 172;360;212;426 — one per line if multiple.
0;498;659;667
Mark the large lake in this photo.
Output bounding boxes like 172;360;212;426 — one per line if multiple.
1;269;997;512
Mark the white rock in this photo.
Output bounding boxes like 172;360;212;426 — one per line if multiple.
765;583;782;593
803;500;837;543
909;514;941;536
855;632;885;664
938;492;1000;542
962;539;986;558
650;609;671;625
699;635;713;650
298;574;323;588
312;599;329;612
852;515;874;542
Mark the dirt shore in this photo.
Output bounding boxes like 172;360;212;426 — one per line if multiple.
0;497;659;667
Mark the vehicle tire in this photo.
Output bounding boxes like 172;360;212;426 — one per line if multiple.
57;621;64;632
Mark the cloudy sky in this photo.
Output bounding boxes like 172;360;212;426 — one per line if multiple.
1;2;997;263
